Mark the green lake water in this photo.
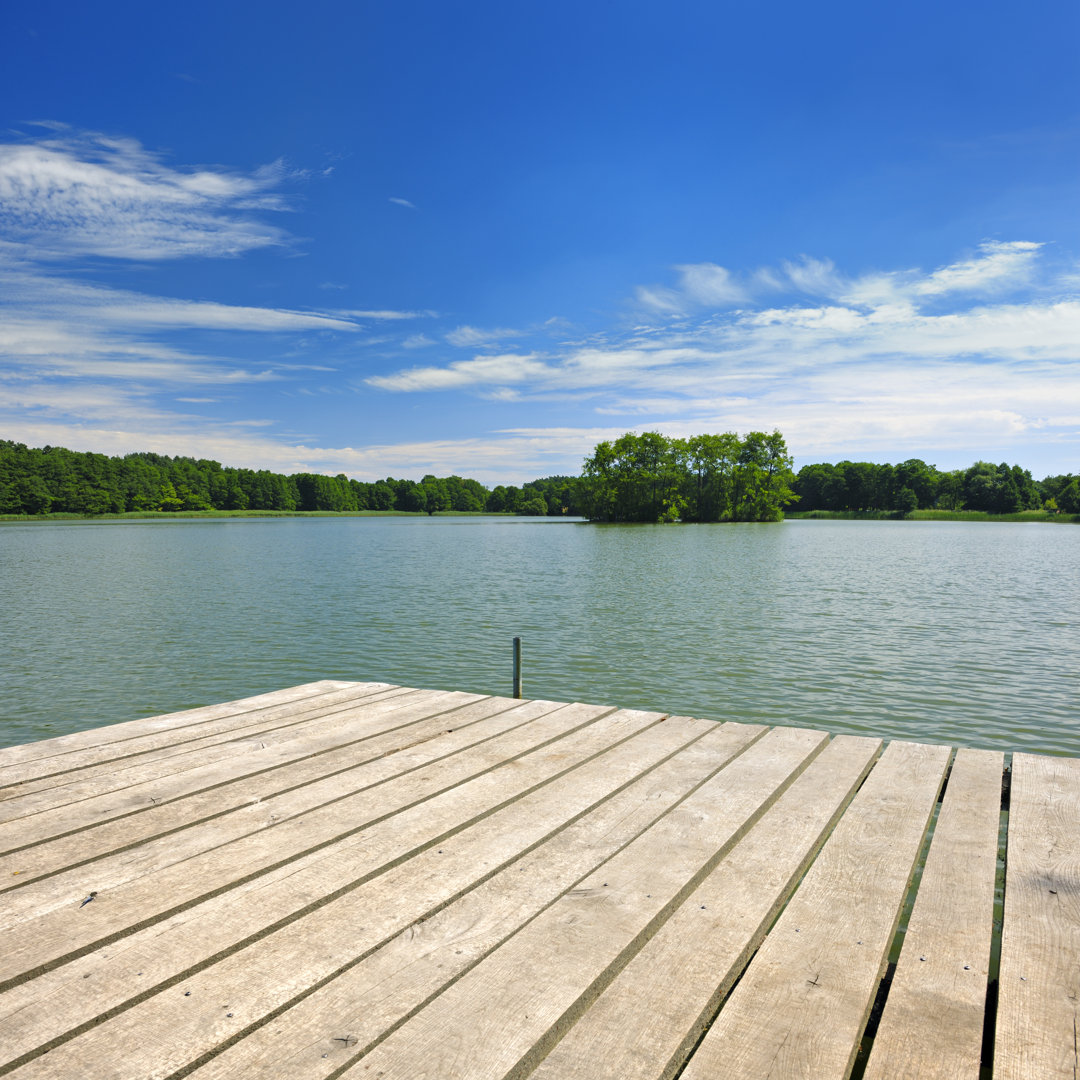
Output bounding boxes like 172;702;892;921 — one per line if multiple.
2;516;1077;754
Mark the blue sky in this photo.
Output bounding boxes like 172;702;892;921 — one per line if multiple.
1;0;1078;483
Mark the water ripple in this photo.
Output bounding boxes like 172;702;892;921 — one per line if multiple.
1;516;1077;755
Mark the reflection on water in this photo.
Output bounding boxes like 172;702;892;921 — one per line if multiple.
2;517;1077;754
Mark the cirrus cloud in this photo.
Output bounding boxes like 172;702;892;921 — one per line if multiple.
361;240;1080;472
0;126;293;260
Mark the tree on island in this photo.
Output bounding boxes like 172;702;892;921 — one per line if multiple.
580;430;796;523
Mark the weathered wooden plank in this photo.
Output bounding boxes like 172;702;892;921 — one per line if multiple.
0;696;539;922
345;725;829;1080
862;747;1003;1080
527;734;882;1080
0;682;379;782
7;680;1073;1080
994;752;1080;1080
0;703;632;1060
0;685;426;822
0;683;412;802
0;687;458;838
180;720;763;1080
0;702;639;984
679;738;950;1080
0;715;748;1076
0;682;360;769
0;691;532;879
0;699;613;952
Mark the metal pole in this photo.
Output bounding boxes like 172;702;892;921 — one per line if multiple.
512;636;522;699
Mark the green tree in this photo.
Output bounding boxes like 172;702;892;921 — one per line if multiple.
14;474;54;514
580;441;619;521
420;475;451;514
502;485;523;514
682;433;739;521
936;470;964;510
158;481;184;512
519;496;548;515
733;431;796;521
1058;479;1080;514
394;480;427;513
581;431;683;522
1039;473;1077;505
892;459;939;507
792;462;844;511
369;480;395;510
894;486;918;517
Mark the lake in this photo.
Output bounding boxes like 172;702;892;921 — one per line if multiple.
1;516;1077;754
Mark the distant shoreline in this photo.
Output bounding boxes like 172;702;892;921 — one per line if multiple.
0;510;571;523
2;508;1077;524
786;509;1080;524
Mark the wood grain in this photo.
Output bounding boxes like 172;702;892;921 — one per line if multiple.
679;738;950;1080
0;692;545;882
0;682;361;770
3;683;1077;1080
994;752;1080;1080
0;683;410;804
349;726;829;1080
1;713;728;1078
183;720;762;1080
863;747;1003;1080
0;700;626;981
0;682;379;785
528;734;882;1080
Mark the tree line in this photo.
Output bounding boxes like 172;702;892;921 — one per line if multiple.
2;437;1075;520
792;458;1080;515
0;441;583;517
580;430;796;522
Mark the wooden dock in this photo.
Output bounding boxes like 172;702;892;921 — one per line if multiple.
0;681;1077;1079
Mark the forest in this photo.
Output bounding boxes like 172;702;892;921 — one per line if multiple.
0;436;1076;521
792;458;1080;515
0;440;580;517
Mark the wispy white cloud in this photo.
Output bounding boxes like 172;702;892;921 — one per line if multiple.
368;353;548;391
782;255;845;298
633;242;1049;318
637;261;770;313
0;123;382;397
913;240;1042;297
337;308;435;320
675;262;751;306
364;241;1080;469
0;128;434;410
0;127;293;260
0;264;360;392
634;285;684;313
388;196;416;209
88;296;358;332
374;242;1079;394
2;272;359;332
445;325;526;347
